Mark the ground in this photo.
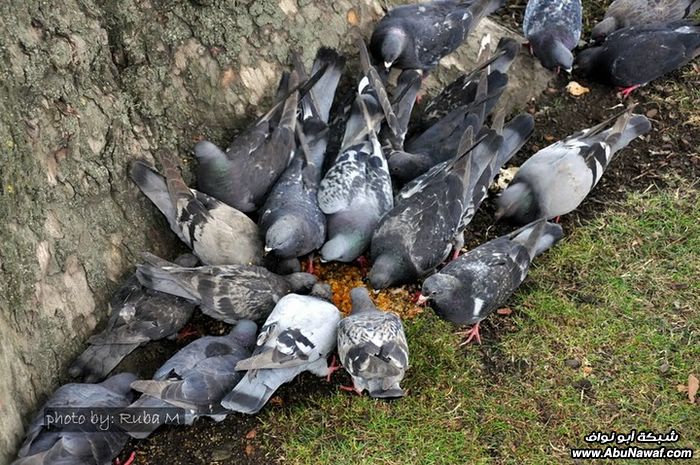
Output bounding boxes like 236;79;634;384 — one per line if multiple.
111;2;700;464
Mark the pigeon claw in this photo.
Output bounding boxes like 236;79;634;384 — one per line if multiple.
356;255;370;275
306;254;315;275
325;354;343;382
339;384;363;396
619;84;640;99
176;324;201;342
115;451;136;465
459;323;482;345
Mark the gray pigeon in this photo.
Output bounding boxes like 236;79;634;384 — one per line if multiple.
421;220;563;343
337;288;409;397
370;113;535;289
135;253;317;324
317;75;394;263
592;0;700;40
193;72;300;213
523;0;582;71
221;284;341;414
69;254;198;383
259;48;345;262
418;37;518;128
130;154;263;266
126;321;258;438
13;373;136;465
496;109;652;224
577;21;700;97
369;0;505;71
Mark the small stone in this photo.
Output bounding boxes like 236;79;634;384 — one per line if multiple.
658;362;670;374
646;108;658;118
210;447;233;461
565;359;582;369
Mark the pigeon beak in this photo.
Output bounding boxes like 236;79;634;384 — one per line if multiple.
416;294;428;306
384;61;393;70
263;246;273;255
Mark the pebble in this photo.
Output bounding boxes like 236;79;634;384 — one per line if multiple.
565;358;582;369
645;108;658;118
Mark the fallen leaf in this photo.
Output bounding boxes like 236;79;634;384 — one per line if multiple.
496;308;512;316
688;374;698;404
583;366;593;375
566;81;590;97
245;428;257;440
244;444;255;456
677;384;688;393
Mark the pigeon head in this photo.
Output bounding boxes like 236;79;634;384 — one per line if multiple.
422;274;482;325
284;272;318;293
368;254;411;289
320;234;366;263
230;320;258;349
100;372;138;396
388;150;428;185
378;27;408;69
530;34;574;72
591;17;617;41
350;287;377;314
310;283;333;301
574;47;599;75
495;182;540;225
265;218;305;258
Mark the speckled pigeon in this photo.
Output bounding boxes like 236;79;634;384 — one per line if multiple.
370;113;534;289
421;219;563;343
317;72;394;262
337;287;409;397
126;321;258;439
69;255;198;383
496;109;651;224
135;253;317;324
418;37;518;128
577;21;700;96
523;0;582;71
130;155;263;266
192;72;300;213
221;284;341;414
259;48;345;262
370;0;505;71
592;0;699;40
13;373;136;465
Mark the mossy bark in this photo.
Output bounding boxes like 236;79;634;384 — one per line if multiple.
0;0;551;460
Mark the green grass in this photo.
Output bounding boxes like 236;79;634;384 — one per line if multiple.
260;183;700;464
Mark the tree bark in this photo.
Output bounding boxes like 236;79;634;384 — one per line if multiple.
0;0;551;461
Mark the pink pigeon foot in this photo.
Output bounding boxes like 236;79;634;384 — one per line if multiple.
339;384;363;395
176;324;201;342
115;451;135;465
619;84;640;99
356;255;370;275
325;355;342;382
306;254;315;275
459;322;482;345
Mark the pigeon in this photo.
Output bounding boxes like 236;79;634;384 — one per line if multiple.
68;254;198;383
370;113;534;289
421;219;563;343
418;36;518;128
126;320;258;438
369;0;505;71
13;372;136;465
259;48;345;262
130;154;263;266
337;287;409;397
221;284;341;414
523;0;582;71
135;253;317;324
193;72;300;213
577;21;700;97
496;109;651;224
592;0;700;40
317;72;394;262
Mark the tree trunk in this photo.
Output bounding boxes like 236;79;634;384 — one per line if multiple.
0;0;551;460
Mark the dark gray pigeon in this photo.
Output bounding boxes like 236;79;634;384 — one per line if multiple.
421;220;563;343
369;0;504;71
193;72;299;213
317;75;394;263
337;288;409;397
221;284;341;414
592;0;700;40
496;109;651;224
577;21;700;97
13;373;136;465
418;37;518;128
69;254;198;383
130;154;263;266
523;0;582;71
126;320;257;439
135;253;317;324
259;48;345;262
370;113;534;289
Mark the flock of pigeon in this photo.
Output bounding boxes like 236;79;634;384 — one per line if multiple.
14;0;699;463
